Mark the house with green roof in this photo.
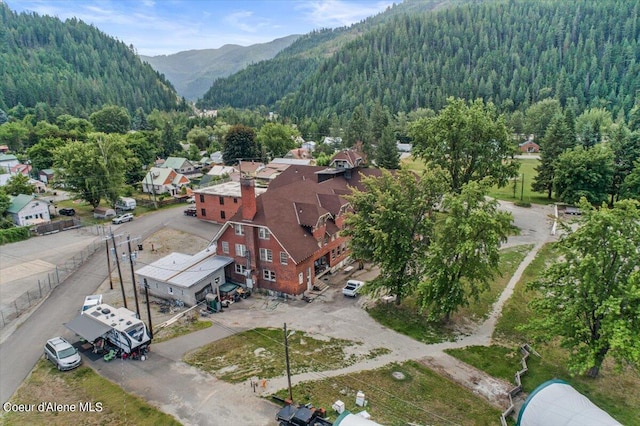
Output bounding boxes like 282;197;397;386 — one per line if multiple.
7;194;51;226
142;167;190;196
160;157;197;175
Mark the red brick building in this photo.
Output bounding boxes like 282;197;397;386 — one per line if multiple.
193;181;266;223
212;151;379;296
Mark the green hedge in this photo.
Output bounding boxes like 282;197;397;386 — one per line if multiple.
0;226;31;245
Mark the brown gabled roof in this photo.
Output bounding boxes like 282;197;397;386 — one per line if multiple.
230;165;382;263
330;149;365;168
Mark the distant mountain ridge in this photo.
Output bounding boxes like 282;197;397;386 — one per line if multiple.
140;35;300;101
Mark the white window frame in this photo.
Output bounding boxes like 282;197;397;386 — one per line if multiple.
235;243;246;257
259;248;273;262
235;263;246;275
221;241;229;254
263;269;276;282
258;227;270;240
234;223;244;235
280;252;288;265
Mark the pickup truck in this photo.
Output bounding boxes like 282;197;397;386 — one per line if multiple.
342;280;365;297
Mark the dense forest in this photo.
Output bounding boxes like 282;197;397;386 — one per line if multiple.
200;0;640;120
0;3;183;117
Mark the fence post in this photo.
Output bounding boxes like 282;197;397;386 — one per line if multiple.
1;310;5;327
38;280;43;298
48;273;52;290
27;291;31;306
56;266;60;284
14;300;19;317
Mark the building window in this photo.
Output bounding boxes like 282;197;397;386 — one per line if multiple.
233;197;238;204
168;286;173;295
221;211;226;219
258;227;270;240
235;263;246;275
221;241;229;254
234;224;244;235
280;252;288;265
199;194;205;203
263;269;276;282
201;208;206;217
298;272;303;284
331;249;336;259
259;248;273;262
235;244;247;257
219;196;225;205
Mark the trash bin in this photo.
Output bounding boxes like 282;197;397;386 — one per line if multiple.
138;244;143;250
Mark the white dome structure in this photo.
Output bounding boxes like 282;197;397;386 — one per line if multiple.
517;379;622;426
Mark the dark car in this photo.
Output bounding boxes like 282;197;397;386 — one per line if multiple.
58;208;76;216
184;207;197;217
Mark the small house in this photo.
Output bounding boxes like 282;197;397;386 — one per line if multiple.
142;167;190;196
7;194;51;226
519;136;540;153
135;249;234;306
160;156;197;175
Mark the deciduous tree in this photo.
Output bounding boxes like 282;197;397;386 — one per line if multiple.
418;181;512;322
256;122;299;158
553;145;614;204
3;173;35;196
525;199;640;377
89;105;131;134
223;125;259;165
410;97;518;193
344;168;447;304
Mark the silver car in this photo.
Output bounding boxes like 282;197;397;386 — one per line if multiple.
44;337;82;371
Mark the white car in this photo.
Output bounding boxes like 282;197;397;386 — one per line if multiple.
342;280;365;297
112;213;134;224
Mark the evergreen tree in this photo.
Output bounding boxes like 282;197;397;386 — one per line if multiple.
375;125;399;169
223;125;258;165
532;114;575;199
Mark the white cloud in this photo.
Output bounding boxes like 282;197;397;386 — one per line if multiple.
298;0;392;28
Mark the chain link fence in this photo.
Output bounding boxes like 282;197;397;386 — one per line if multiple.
0;231;105;329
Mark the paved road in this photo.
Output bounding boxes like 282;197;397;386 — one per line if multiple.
0;206;220;404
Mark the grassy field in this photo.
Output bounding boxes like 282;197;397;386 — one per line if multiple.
273;360;502;426
368;245;531;343
446;243;640;425
184;327;390;383
1;360;180;426
152;317;212;343
401;156;556;205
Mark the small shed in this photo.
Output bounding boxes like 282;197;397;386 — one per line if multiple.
93;207;116;219
517;379;621;426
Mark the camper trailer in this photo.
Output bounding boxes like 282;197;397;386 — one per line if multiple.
66;304;151;355
116;197;137;211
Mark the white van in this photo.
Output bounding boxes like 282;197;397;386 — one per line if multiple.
116;197;136;211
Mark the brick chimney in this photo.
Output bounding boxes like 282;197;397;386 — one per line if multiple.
240;176;257;221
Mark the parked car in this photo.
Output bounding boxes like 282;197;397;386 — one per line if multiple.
342;279;365;297
184;207;197;217
186;196;195;203
58;208;75;216
44;337;82;371
112;213;134;224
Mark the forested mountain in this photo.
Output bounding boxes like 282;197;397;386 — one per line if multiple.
200;0;640;119
197;0;447;110
0;3;181;117
140;35;300;101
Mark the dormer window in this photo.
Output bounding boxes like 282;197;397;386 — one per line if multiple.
234;224;244;235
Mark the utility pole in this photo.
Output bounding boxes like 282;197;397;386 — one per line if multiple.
284;323;293;402
110;233;127;308
143;281;153;338
104;237;113;290
126;235;141;319
520;173;525;201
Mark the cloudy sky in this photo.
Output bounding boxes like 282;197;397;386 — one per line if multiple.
7;0;394;56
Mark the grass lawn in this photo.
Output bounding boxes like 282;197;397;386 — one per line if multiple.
368;245;531;343
2;360;180;426
184;327;390;383
401;156;556;205
152;318;212;343
273;360;502;426
446;242;640;425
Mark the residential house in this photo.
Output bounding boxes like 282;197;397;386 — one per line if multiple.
7;194;51;226
212;150;379;296
161;156;198;175
210;151;224;165
0;145;8;154
518;135;540;153
193;181;267;223
255;161;290;186
238;160;265;176
135;248;233;306
285;148;313;160
0;154;19;173
141;167;190;196
39;169;55;184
